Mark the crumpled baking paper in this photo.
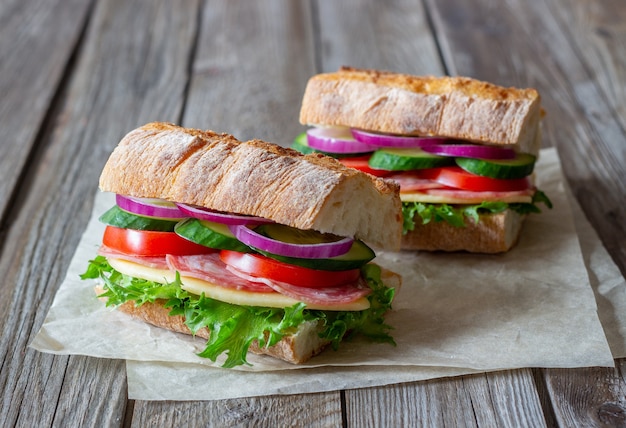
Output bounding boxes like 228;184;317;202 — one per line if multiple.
31;148;623;400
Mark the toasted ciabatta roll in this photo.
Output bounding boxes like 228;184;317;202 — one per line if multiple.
299;67;542;155
115;298;332;363
87;122;403;367
296;67;551;253
100;121;402;249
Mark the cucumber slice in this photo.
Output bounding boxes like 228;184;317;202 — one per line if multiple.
255;223;344;245
253;224;375;271
456;153;536;179
256;240;375;271
291;132;315;154
174;218;252;252
99;205;179;231
291;132;371;159
368;147;454;171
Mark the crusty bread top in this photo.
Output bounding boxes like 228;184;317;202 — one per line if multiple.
99;122;402;249
299;67;542;155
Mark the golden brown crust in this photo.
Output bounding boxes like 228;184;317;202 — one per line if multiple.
99;122;402;249
115;299;329;364
299;67;542;155
402;210;525;253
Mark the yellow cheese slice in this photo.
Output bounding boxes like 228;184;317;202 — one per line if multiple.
107;258;370;311
400;192;532;204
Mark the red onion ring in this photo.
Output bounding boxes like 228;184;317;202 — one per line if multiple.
351;128;447;148
229;225;354;259
116;194;185;219
176;203;271;225
421;144;516;160
306;127;376;154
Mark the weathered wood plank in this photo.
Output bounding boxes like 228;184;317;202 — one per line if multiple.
131;394;343;427
426;0;626;276
544;0;626;138
541;0;626;274
182;0;317;146
541;365;626;427
129;0;343;423
0;0;200;425
315;0;444;75
314;0;547;425
537;1;626;424
53;357;129;427
426;0;626;426
0;0;92;220
346;370;547;427
1;0;623;426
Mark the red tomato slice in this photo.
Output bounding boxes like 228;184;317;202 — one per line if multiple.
102;226;215;256
220;250;360;288
338;156;391;177
415;167;530;192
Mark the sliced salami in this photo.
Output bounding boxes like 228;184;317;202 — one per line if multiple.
225;265;371;306
98;245;169;269
387;173;447;192
166;253;274;293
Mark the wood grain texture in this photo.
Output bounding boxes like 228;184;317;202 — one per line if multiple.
315;0;443;75
131;393;343;427
315;1;547;425
542;365;626;427
0;0;91;219
544;0;626;137
426;0;626;426
0;0;199;425
182;0;316;145
54;357;128;427
426;0;626;277
345;369;547;427
128;1;346;423
0;0;624;425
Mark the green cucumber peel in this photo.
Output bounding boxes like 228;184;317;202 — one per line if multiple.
174;218;253;253
99;205;179;231
82;256;396;368
401;189;553;234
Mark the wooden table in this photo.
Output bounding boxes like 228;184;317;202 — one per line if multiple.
2;0;625;426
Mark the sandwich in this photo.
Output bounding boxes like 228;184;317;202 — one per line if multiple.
294;67;552;253
81;122;403;368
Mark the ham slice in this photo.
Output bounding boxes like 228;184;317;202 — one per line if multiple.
225;264;371;305
388;173;447;192
98;245;169;269
166;254;274;293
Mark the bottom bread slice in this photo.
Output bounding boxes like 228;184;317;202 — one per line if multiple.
115;298;331;364
98;267;401;365
402;210;526;253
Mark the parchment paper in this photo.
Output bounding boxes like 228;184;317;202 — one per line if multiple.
31;148;622;400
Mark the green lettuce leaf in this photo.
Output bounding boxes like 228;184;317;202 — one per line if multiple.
83;256;396;368
401;189;553;234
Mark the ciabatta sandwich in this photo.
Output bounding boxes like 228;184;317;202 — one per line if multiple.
81;122;402;368
294;67;552;253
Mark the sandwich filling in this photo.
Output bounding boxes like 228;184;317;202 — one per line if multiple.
82;194;397;368
292;127;552;234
